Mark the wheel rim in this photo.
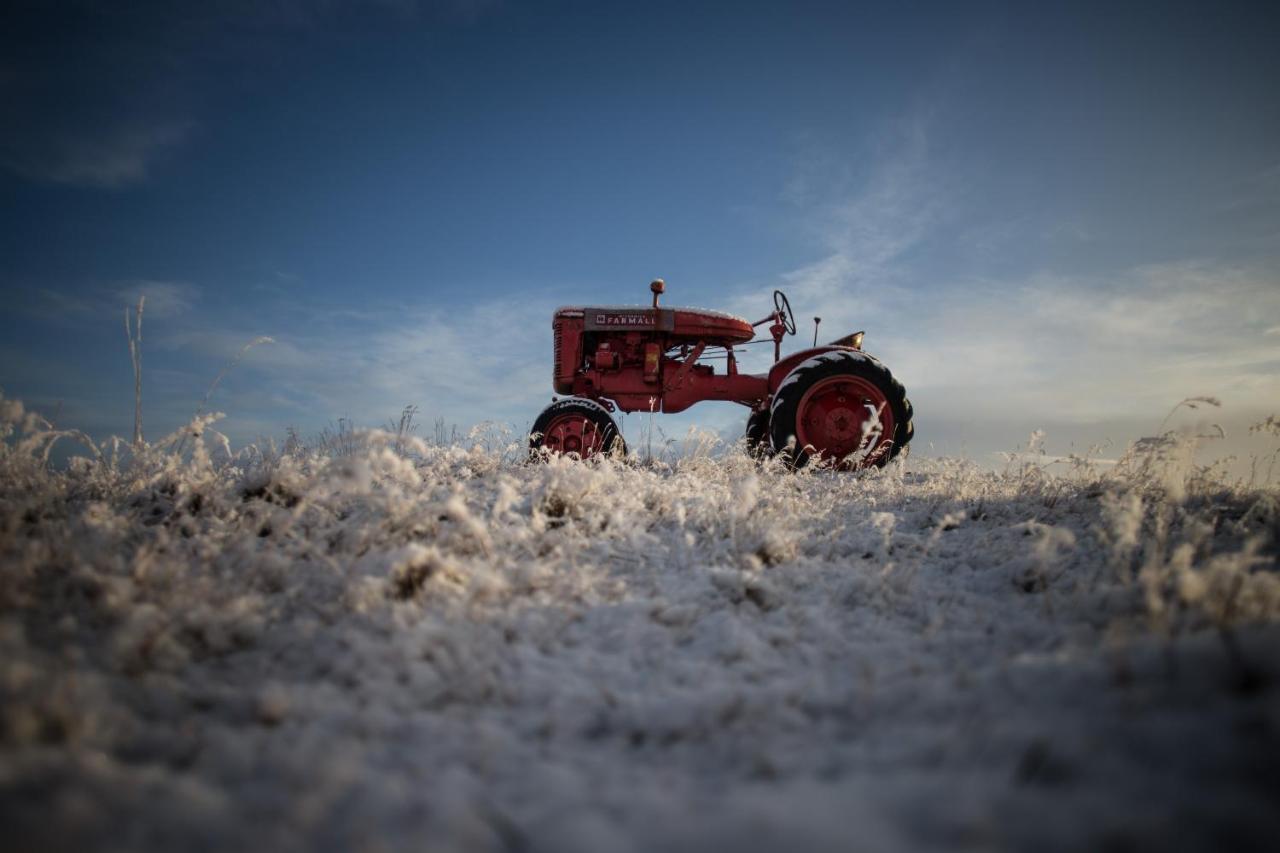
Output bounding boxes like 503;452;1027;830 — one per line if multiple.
541;413;607;457
794;375;895;466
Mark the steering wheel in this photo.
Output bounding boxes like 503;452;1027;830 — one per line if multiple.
773;289;797;336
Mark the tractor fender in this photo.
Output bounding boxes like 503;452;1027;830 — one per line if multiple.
767;346;884;396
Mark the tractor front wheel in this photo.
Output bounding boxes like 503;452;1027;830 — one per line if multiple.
529;398;626;460
769;351;912;469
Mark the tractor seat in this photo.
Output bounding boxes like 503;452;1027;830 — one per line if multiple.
568;305;755;345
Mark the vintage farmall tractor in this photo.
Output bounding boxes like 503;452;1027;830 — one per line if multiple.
530;280;913;468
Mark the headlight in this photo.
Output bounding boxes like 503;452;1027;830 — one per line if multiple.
833;331;865;349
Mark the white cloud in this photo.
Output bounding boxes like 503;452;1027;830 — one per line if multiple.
880;262;1280;423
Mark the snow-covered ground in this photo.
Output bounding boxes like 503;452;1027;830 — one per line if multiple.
2;396;1278;852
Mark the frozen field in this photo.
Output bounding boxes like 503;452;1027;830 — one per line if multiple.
1;396;1278;852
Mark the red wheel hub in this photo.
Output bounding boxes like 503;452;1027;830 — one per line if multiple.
794;375;894;466
542;413;607;458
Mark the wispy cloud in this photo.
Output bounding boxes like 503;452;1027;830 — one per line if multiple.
726;117;940;368
221;0;502;27
16;280;200;327
1;0;500;191
114;280;200;318
1;121;193;189
732;117;939;321
145;293;562;438
736;113;1280;453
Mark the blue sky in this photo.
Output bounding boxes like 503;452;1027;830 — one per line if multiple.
3;0;1278;459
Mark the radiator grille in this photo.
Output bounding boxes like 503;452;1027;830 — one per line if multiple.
552;319;563;384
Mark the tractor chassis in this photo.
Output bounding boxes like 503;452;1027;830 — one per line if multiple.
561;341;770;415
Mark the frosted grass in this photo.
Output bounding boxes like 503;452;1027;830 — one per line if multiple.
1;392;1277;851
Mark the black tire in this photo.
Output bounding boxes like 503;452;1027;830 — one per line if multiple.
745;410;772;458
768;351;912;469
529;398;626;460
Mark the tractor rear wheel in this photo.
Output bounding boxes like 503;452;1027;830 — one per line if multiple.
769;351;912;469
529;398;626;460
745;410;772;458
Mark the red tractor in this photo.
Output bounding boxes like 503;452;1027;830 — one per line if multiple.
530;280;913;468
